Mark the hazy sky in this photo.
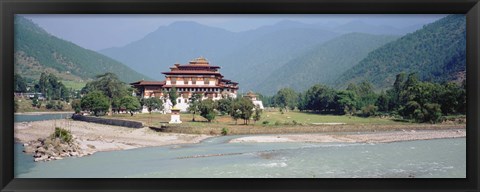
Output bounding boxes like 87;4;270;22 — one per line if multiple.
22;14;447;51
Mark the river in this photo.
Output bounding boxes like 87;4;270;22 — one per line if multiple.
14;136;465;178
14;113;465;178
14;112;73;122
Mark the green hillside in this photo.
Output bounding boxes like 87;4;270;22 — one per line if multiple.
14;16;151;83
256;33;398;95
335;15;466;90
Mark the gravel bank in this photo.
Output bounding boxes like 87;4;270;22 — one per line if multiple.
229;129;466;143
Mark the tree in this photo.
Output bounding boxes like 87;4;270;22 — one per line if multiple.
80;91;110;116
237;97;255;125
303;84;336;113
216;97;234;115
143;97;164;114
273;88;298;112
440;82;463;115
334;90;357;115
32;93;39;108
168;87;178;107
354;81;378;110
82;73;129;115
253;105;263;125
14;73;27;93
71;99;81;114
375;90;390;113
37;72;69;101
187;93;202;121
228;99;242;125
119;95;141;116
198;99;216;122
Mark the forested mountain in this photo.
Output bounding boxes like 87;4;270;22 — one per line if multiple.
256;33;398;95
14;16;150;83
335;15;466;90
216;28;339;92
100;21;339;83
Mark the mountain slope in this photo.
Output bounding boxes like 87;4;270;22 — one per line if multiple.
14;16;151;83
100;21;340;84
335;15;466;90
100;21;243;80
216;28;339;93
255;33;398;95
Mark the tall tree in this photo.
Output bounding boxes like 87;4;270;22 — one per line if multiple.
82;72;128;115
14;73;27;93
143;97;164;114
119;95;141;116
187;93;202;121
273;88;298;112
80;91;110;116
198;99;216;122
168;87;178;108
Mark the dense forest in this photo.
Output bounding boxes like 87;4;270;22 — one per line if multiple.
335;14;466;90
14;16;150;83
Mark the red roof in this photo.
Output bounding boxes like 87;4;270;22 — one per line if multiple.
130;80;166;86
162;71;221;75
179;65;221;69
162;85;224;88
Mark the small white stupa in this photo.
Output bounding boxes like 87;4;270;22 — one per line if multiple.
169;105;182;124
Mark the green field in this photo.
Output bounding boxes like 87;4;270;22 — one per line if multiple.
109;111;404;126
102;110;468;135
61;80;87;90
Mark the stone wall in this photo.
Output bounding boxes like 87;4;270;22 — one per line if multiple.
72;114;143;128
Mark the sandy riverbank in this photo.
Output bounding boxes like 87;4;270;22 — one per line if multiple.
15;119;212;154
229;129;466;144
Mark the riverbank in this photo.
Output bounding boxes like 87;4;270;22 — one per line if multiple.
229;129;466;144
15;119;212;157
15;111;74;115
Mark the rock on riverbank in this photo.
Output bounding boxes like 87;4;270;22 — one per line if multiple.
23;136;94;162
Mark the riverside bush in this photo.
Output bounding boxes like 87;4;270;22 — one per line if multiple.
53;127;73;143
221;128;229;136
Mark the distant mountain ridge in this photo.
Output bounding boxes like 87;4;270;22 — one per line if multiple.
100;21;340;91
256;33;399;95
14;16;151;83
335;14;466;90
76;16;460;95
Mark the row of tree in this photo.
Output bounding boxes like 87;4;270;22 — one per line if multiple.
264;72;465;123
15;72;72;101
188;95;262;125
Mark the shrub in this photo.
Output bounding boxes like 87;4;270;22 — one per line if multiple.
292;120;298;125
55;101;64;110
52;127;73;143
46;101;55;109
361;104;378;117
262;120;270;125
221;128;229;136
274;121;281;126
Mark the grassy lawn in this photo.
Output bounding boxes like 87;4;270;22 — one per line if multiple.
109;111;405;126
61;80;87;90
102;111;464;135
